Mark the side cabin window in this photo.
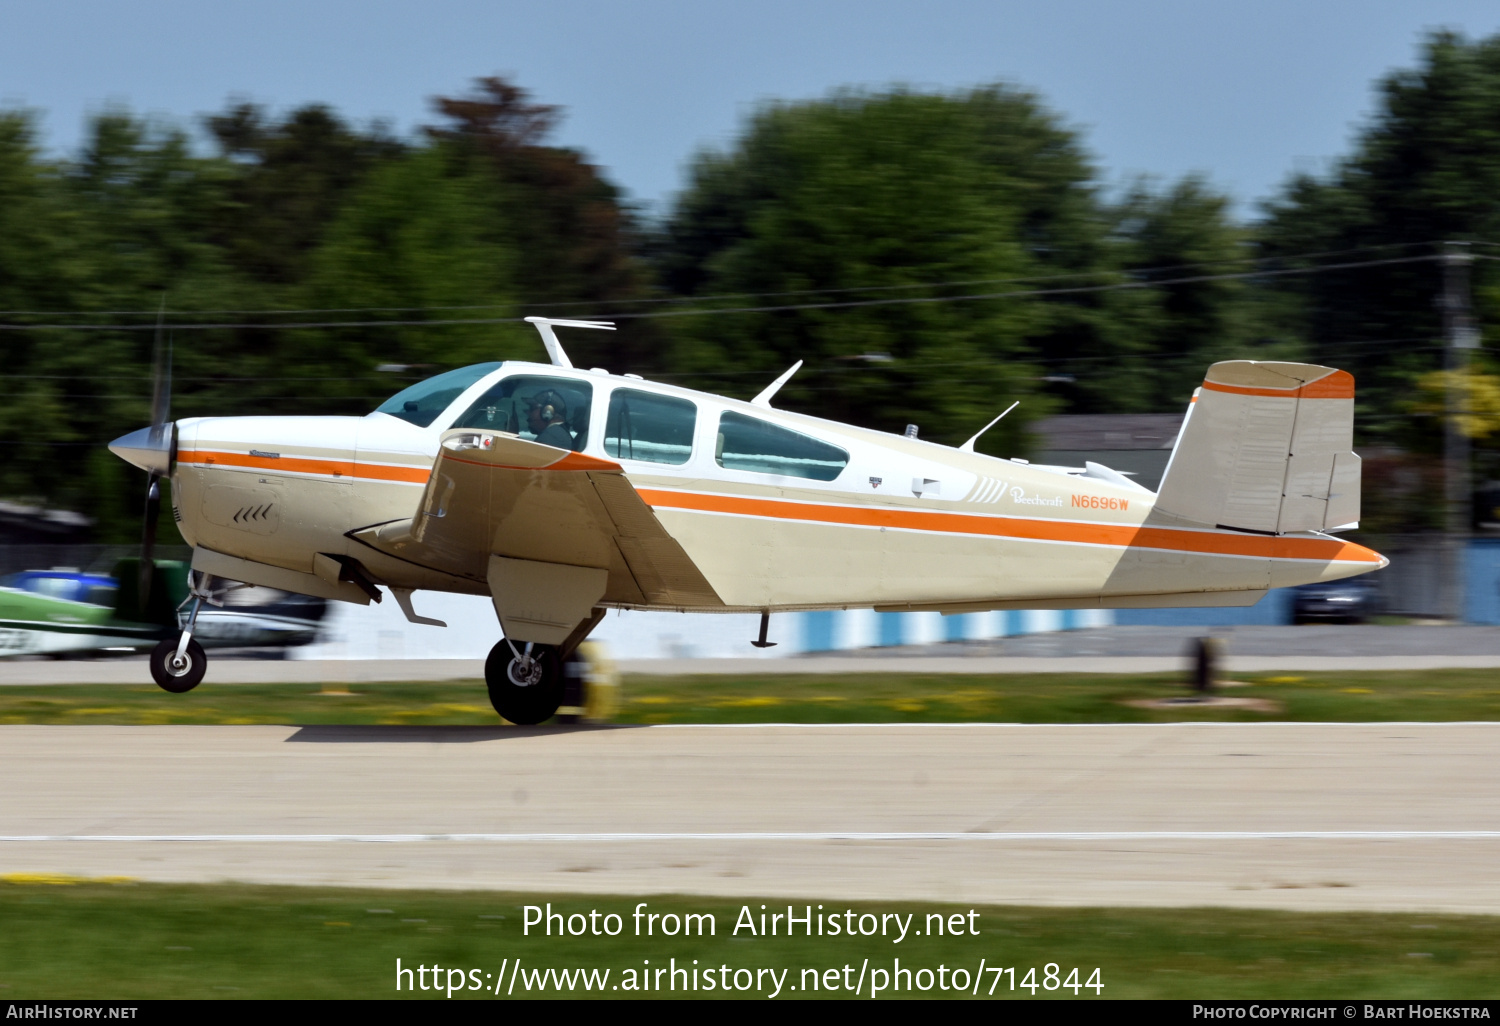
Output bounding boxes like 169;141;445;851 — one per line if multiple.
374;362;502;428
715;411;848;482
604;388;696;465
451;375;594;451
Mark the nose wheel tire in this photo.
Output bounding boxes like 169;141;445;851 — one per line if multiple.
150;638;207;693
485;640;562;724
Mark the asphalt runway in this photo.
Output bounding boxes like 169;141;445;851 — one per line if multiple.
3;722;1499;913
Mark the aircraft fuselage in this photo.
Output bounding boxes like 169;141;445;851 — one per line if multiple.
163;360;1384;615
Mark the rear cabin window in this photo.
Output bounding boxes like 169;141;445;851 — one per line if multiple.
450;375;594;451
374;363;502;428
715;412;848;481
604;389;696;465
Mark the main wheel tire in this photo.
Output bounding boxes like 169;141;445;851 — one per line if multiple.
150;637;207;693
485;640;563;724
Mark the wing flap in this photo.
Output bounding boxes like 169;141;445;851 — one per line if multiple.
588;471;721;606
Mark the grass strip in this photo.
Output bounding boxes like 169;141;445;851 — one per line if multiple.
4;670;1500;725
0;881;1494;999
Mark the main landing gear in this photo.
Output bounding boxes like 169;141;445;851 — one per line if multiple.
485;639;563;725
150;573;211;693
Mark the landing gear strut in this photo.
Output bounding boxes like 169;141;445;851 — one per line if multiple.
150;572;215;693
150;592;206;693
485;639;563;724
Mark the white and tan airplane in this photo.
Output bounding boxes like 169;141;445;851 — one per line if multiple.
110;317;1385;722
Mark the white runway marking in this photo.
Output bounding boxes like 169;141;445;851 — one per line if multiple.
6;723;1500;910
3;831;1500;843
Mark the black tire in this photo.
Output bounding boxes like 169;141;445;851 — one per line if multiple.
485;640;562;725
150;637;207;693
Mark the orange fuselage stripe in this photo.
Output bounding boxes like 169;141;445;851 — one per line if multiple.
179;449;430;484
181;448;1380;565
636;488;1382;564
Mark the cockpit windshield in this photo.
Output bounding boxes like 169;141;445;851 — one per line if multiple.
373;363;502;427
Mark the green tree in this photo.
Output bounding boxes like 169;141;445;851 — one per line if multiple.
654;86;1131;451
1252;30;1500;533
1257;30;1500;438
654;87;1282;436
3;110;255;541
205;102;406;286
295;142;528;386
426;78;661;373
0;111;78;506
1110;175;1302;406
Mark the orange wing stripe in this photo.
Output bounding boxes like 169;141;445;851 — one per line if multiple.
179;449;429;483
636;488;1382;564
547;451;623;472
1202;368;1354;400
442;450;624;473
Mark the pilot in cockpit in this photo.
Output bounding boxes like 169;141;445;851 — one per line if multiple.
524;390;575;450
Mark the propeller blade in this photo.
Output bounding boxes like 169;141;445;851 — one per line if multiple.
137;298;171;614
148;300;171;447
139;473;161;613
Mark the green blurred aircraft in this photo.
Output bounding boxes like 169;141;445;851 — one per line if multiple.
0;558;326;663
0;559;187;658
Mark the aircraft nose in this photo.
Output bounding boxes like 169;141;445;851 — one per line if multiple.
109;425;173;475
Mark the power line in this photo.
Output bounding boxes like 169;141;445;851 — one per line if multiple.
0;240;1459;320
0;253;1447;332
599;254;1443;321
0;339;1447;395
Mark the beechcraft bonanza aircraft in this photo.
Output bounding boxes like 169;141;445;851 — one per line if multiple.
110;317;1386;723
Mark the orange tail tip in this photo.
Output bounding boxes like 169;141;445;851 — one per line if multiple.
1339;540;1387;568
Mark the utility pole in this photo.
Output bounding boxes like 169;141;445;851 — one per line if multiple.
1442;241;1477;621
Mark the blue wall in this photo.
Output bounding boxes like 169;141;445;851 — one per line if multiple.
944;613;970;642
1466;538;1500;624
877;611;905;647
803;610;836;652
1114;587;1295;627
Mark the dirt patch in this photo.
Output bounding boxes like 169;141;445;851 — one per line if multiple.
1124;695;1283;713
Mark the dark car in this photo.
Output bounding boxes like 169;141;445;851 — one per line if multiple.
1291;576;1380;624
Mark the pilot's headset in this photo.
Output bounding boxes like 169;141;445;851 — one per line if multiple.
530;390;566;424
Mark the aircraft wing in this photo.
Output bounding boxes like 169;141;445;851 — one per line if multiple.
351;429;721;608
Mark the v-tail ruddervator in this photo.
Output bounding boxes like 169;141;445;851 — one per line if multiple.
110;317;1385;722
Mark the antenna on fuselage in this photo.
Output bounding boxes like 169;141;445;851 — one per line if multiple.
751;360;803;408
524;317;615;369
959;401;1019;453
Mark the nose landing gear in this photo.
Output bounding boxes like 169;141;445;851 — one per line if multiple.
149;572;213;693
485;639;563;724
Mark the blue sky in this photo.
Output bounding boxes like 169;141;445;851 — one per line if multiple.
4;1;1499;218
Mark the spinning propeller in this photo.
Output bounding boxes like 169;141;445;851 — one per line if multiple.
107;303;176;611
